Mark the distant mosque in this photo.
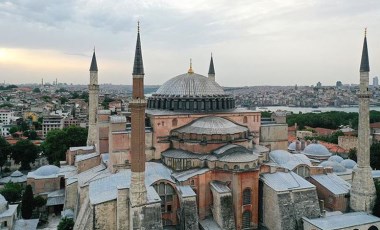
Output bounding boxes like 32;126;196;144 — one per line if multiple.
25;25;380;230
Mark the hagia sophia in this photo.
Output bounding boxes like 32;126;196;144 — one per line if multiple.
22;26;380;230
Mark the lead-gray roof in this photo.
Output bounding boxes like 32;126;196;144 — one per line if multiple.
210;181;230;194
27;165;60;179
155;72;225;96
360;35;370;72
261;171;315;192
303;144;332;157
199;218;223;230
310;173;351;195
0;170;26;184
177;185;196;198
14;219;39;230
173;116;248;135
89;162;173;205
303;212;380;229
172;167;210;182
75;152;99;163
373;170;380;179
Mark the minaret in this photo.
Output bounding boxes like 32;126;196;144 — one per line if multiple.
129;22;147;205
208;53;215;81
86;49;99;147
350;28;376;213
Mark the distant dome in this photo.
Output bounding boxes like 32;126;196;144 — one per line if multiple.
288;142;296;151
328;155;344;163
173;116;248;135
10;170;24;177
341;159;357;169
319;161;346;173
156;73;225;96
0;194;7;213
269;150;292;164
303;144;332;157
34;165;60;177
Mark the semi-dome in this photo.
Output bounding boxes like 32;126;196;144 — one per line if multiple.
340;159;357;169
173;116;248;135
319;161;346;173
328;155;344;163
33;165;60;177
156;73;225;96
303;144;332;157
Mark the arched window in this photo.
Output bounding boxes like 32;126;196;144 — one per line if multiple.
224;164;229;170
234;165;240;170
243;188;251;205
244;165;250;170
243;116;248;123
172;118;178;127
242;210;251;229
153;182;175;214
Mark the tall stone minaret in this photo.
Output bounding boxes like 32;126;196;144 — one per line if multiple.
86;49;99;147
350;29;376;213
129;22;147;205
208;54;215;81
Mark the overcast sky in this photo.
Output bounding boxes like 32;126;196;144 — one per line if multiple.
0;0;379;87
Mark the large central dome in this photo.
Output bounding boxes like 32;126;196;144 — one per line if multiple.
156;73;225;96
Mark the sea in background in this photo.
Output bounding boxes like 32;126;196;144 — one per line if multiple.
255;106;380;114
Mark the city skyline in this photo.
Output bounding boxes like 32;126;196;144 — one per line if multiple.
0;0;380;86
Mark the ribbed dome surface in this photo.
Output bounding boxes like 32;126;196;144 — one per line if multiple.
34;165;60;176
156;73;225;96
173;116;248;135
303;144;332;157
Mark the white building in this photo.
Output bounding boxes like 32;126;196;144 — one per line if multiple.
42;115;64;138
0;110;15;125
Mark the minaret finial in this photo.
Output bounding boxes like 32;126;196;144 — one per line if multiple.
188;58;194;74
365;27;367;37
137;21;140;33
93;46;95;53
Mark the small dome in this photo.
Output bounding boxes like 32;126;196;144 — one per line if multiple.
303;144;332;157
269;150;292;164
34;165;60;176
173;116;248;135
288;142;296;151
155;73;225;96
0;194;7;213
10;170;24;177
328;155;344;163
319;161;346;173
341;159;357;169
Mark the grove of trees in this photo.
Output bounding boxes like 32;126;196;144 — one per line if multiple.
11;139;39;170
41;126;87;165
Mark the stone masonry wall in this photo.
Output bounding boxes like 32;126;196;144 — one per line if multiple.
94;200;117;230
180;197;199;230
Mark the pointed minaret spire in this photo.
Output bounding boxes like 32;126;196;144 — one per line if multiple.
132;21;144;75
188;58;194;74
208;53;215;81
90;48;98;72
360;28;370;72
350;28;376;213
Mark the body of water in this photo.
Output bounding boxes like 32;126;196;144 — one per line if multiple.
255;106;380;114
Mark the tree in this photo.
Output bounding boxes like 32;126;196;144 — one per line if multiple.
11;140;38;170
28;130;38;140
60;96;68;105
57;217;74;230
41;126;87;164
33;195;47;208
348;148;357;162
370;143;380;170
0;137;11;173
21;185;34;219
0;182;23;203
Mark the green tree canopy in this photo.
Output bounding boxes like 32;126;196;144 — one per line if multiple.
0;137;11;172
11;139;38;170
0;182;23;203
21;185;34;219
57;217;74;230
42;126;87;164
33;195;47;208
